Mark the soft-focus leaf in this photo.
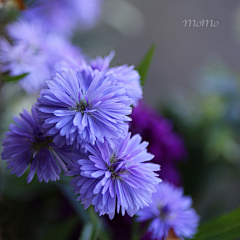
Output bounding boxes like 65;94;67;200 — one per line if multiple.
131;218;140;240
92;220;101;240
131;217;150;240
87;206;112;240
193;207;240;240
137;44;156;86
0;72;29;82
0;8;20;34
58;183;112;240
79;223;94;240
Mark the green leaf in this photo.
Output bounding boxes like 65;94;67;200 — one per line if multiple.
131;218;140;240
57;183;112;240
87;206;112;240
79;223;94;240
0;73;29;83
193;207;240;240
131;216;149;240
137;44;156;86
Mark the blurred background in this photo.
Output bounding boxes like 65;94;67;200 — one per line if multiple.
84;0;240;106
1;0;240;239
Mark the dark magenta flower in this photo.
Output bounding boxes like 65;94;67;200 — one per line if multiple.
130;101;187;185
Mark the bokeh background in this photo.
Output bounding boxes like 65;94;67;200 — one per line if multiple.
84;0;240;105
1;0;240;239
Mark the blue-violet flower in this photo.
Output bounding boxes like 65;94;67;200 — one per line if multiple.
37;66;132;151
137;182;199;240
90;51;143;106
68;133;161;219
1;106;75;183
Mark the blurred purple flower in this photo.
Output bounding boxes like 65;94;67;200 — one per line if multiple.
74;0;103;31
129;101;187;185
68;133;161;219
1;106;76;183
37;66;132;151
6;20;47;50
23;0;102;37
90;51;143;106
45;35;84;73
137;182;199;240
0;20;82;94
0;37;50;93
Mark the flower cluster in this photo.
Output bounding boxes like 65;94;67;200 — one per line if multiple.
2;47;161;219
1;2;199;237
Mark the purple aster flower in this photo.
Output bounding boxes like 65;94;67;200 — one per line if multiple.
37;65;132;151
137;182;199;240
90;51;143;106
130;101;187;185
23;0;102;37
1;106;76;183
68;133;161;219
0;20;82;94
90;51;115;71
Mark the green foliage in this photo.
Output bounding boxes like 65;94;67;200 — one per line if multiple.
58;182;112;240
1;167;55;201
131;218;140;240
41;217;78;240
0;7;20;35
79;223;94;240
0;72;29;83
0;171;67;240
79;211;107;240
193;207;240;240
87;206;112;240
137;44;156;86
